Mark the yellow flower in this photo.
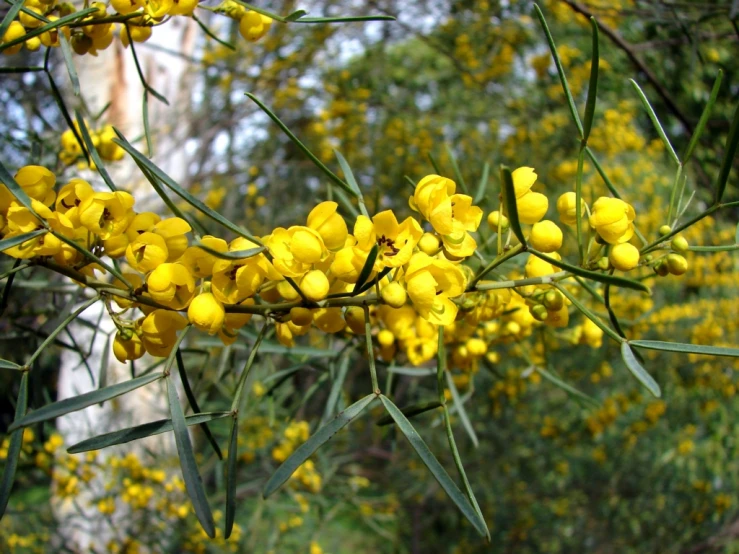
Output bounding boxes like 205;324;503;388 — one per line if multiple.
556;192;586;225
511;167;548;225
110;0;145;14
140;310;188;357
404;252;466;325
239;11;272;42
589;197;636;244
125;232;169;273
147;263;196;309
180;235;228;277
355;210;423;269
188;292;225;334
169;0;198;15
2;21;26;55
212;238;280;303
113;331;145;362
152;217;191;262
529;220;562;252
580;318;603;348
14;165;56;206
125;212;161;239
609;243;639;271
307;201;348;250
265;226;328;278
313;308;345;333
78;191;135;239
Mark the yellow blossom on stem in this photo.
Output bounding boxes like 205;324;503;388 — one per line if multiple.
78;191;135;240
589;197;636;244
146;263;196;309
307;201;348;250
404;252;466;325
140;310;188;357
188;292;225;334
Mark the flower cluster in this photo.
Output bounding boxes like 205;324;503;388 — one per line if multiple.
0;0;273;57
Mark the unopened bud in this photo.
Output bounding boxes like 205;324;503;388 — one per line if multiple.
666;253;688;276
543;290;564;311
671;236;689;254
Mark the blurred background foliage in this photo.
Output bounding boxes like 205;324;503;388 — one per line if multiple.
1;0;739;552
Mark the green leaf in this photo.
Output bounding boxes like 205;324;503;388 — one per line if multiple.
98;333;111;403
245;93;354;198
66;412;230;454
194;243;264;260
75;110;116;192
630;79;679;165
683;70;723;164
0;229;47;253
334;149;369;217
293;15;395;23
0;2;24;53
9;372;163;431
113;131;260;244
621;342;661;397
264;394;376;497
379;395;488;537
582;18;599;144
445;371;478;448
0;372;28;520
553;282;622;344
322;353;350;424
0;359;22;371
224;415;239;539
445;144;468;194
58;33;80;97
0;7;96;53
192;12;235;50
500;165;526;245
473;162;489;205
375;400;441;426
585;147;622;199
535;367;599;408
353;244;378;294
167;375;216;538
531;249;650;293
284;9;307;21
715;99;739;203
534;4;583;138
176;350;222;460
630;340;739;358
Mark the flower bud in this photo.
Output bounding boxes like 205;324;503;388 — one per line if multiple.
344;306;366;335
301;270;329;302
529;220;563;253
113;331;145;362
609;243;640;272
290;307;313;326
487;210;509;230
666;253;688;276
659;224;672;236
654;260;669;277
671;236;689;254
418;232;440;255
530;304;549;321
380;282;407;308
188;292;225;335
596;256;610;271
377;329;395;347
543;290;564;311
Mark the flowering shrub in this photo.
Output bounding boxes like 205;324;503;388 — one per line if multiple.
0;1;738;552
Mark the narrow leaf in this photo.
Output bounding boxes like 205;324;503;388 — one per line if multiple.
58;33;80;96
0;7;96;53
445;144;468;194
67;412;230;454
630;340;739;358
284;9;307;21
353;244;378;294
0;372;28;519
9;372;162;431
630;79;679;165
379;395;487;537
0;2;24;51
621;342;661;397
375;400;441;426
224;415;239;538
176;350;222;460
445;371;478;448
322;353;350;423
192;12;235;50
194;243;264;260
582;18;599;143
294;15;395;23
534;4;584;137
334;149;369;217
683;70;723;164
0;359;22;370
473;162;489;205
113;131;260;244
167;375;216;537
531;249;650;293
715;100;739;203
500;165;526;245
75;110;116;191
0;160;43;221
264;394;376;497
535;367;599;408
0;229;47;253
